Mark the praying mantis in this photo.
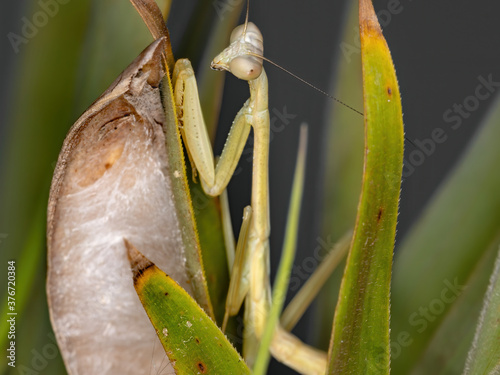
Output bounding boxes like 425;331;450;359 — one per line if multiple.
173;15;328;375
47;1;354;374
168;2;344;373
131;0;339;372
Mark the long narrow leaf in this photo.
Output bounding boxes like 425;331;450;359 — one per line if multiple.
391;93;500;375
1;195;48;374
327;0;404;372
0;2;93;373
463;246;500;375
408;237;499;375
127;241;250;375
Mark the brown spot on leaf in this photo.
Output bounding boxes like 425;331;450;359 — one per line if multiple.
387;86;392;96
377;208;384;222
197;362;207;373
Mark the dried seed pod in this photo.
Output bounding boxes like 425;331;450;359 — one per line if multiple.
47;37;185;374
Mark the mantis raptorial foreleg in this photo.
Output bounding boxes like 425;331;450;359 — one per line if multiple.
172;20;327;374
173;58;253;197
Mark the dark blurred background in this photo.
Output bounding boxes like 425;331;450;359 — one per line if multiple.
1;0;500;374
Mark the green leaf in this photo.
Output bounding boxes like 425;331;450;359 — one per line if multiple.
327;0;404;373
463;246;500;375
127;242;250;375
160;45;216;319
408;238;499;375
0;194;58;374
391;92;500;374
0;2;93;373
189;180;231;324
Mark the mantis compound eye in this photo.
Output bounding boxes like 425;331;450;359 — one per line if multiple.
228;22;264;80
229;55;263;81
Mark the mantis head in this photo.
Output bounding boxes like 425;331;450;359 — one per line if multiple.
211;22;264;81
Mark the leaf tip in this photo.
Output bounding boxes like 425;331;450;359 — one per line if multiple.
124;239;154;283
359;0;383;36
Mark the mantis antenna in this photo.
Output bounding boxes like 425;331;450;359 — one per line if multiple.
242;0;250;36
242;27;420;147
213;0;364;116
222;1;417;148
245;51;420;153
246;51;365;116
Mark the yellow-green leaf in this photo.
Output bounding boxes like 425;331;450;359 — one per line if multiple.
464;247;500;374
127;242;250;375
408;239;498;375
327;0;404;373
